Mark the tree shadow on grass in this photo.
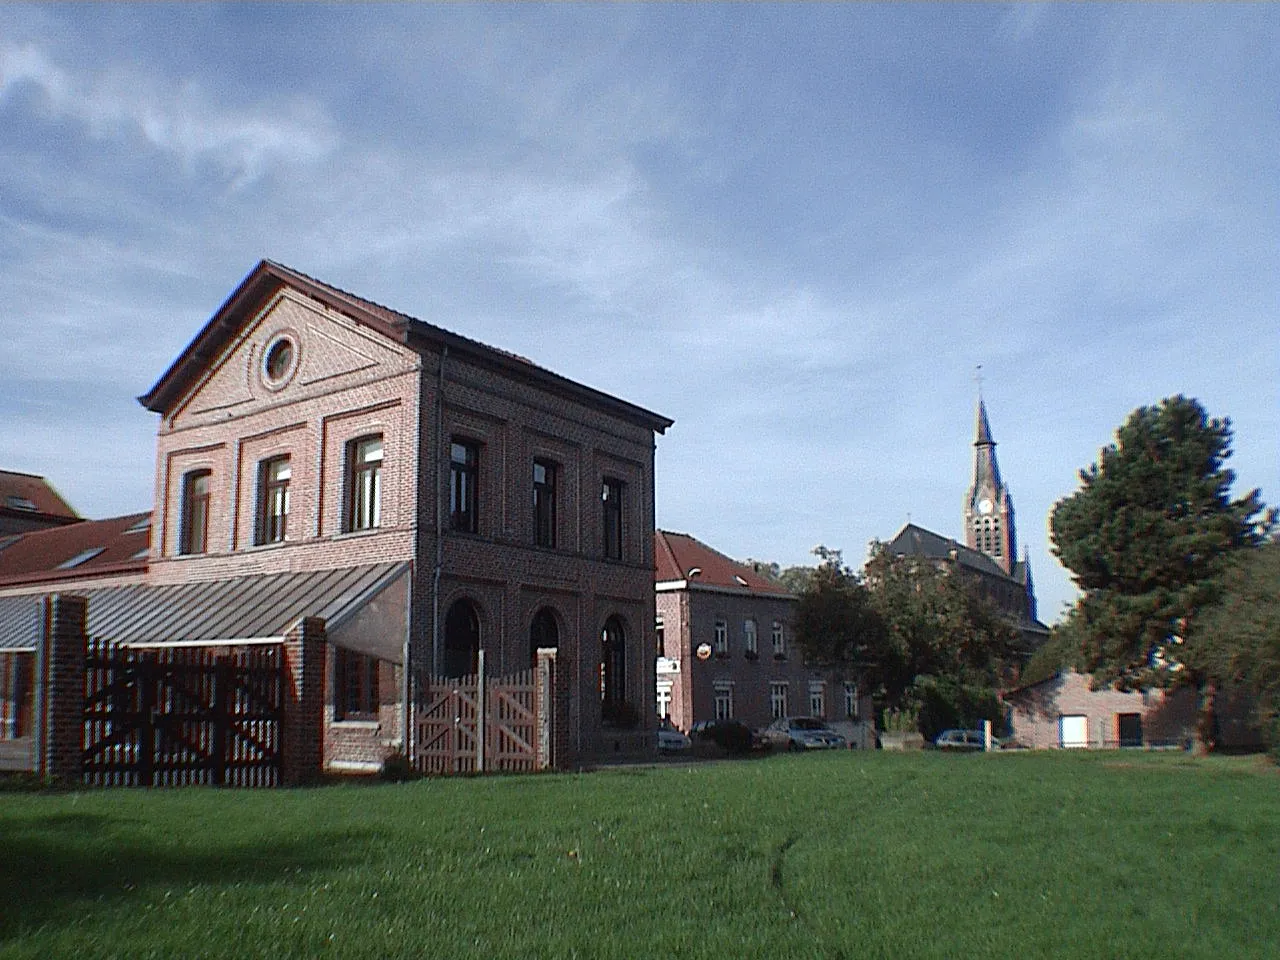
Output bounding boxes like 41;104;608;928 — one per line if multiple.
0;811;379;942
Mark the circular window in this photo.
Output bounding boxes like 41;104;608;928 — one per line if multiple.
260;334;299;389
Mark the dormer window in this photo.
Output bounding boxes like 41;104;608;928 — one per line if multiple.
58;547;105;569
4;495;37;512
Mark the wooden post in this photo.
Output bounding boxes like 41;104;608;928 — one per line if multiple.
475;649;486;774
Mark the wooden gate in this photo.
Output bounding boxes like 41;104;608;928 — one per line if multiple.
83;640;282;787
414;666;537;775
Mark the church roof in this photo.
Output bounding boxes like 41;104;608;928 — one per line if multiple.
886;523;1010;579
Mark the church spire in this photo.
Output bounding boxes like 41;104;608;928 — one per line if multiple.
964;393;1015;574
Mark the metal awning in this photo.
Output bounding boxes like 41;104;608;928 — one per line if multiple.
0;562;410;658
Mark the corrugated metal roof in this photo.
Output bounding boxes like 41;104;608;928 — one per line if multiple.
0;562;408;652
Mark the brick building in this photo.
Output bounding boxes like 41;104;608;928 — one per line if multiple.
654;531;868;736
0;260;671;773
1004;670;1260;750
0;470;80;536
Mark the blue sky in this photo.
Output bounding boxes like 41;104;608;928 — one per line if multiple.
1;4;1276;623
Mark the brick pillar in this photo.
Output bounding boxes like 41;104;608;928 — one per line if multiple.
282;617;326;786
535;647;570;770
38;594;87;784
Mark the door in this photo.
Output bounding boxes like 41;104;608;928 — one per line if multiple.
1117;713;1143;748
1059;714;1088;749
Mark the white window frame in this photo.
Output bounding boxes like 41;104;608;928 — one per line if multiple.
656;680;673;720
772;621;785;657
770;681;788;720
713;619;728;655
843;682;859;719
808;681;826;719
714;681;734;720
743;619;758;656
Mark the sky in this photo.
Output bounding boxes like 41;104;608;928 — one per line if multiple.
1;3;1276;624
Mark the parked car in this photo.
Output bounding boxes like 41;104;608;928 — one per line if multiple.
690;719;756;755
760;717;846;751
932;729;988;752
656;723;692;753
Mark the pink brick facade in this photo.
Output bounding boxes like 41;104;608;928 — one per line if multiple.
136;261;670;771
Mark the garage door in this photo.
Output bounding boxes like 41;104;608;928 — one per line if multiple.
1059;715;1088;749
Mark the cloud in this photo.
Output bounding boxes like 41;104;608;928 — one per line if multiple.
0;43;337;187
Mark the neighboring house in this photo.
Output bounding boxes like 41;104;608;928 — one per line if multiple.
0;470;80;536
883;398;1049;652
654;531;869;736
0;513;150;743
0;259;672;773
1004;670;1261;750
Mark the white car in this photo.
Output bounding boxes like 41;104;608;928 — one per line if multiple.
656;726;692;753
760;717;847;751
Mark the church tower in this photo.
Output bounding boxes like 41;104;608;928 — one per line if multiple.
964;398;1016;575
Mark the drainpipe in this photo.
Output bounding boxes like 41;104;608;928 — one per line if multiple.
401;562;414;759
432;345;448;677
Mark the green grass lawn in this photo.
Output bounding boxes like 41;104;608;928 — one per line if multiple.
2;750;1277;959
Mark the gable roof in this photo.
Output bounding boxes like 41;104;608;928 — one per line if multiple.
0;512;150;587
139;260;673;433
654;530;793;597
0;470;79;523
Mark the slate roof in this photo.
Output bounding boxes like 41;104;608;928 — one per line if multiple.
139;260;672;433
885;522;1013;580
0;470;79;523
0;512;150;587
0;561;408;653
654;530;793;597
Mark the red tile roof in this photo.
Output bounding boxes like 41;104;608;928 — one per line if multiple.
654;530;792;596
0;512;150;587
0;470;79;521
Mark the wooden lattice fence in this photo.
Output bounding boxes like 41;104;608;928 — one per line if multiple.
414;665;538;775
83;640;282;787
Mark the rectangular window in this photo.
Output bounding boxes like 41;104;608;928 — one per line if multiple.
770;682;789;720
179;469;211;555
255;456;291;545
602;477;624;559
346;435;383;532
450;439;479;533
334;648;380;720
533;459;556;547
844;682;859;719
714;682;734;720
772;621;786;658
809;682;826;719
743;619;758;657
655;616;665;657
656;681;673;720
713;619;728;656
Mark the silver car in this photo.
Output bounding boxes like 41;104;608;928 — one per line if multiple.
761;717;847;751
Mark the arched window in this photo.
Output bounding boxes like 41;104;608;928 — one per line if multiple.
600;616;627;707
443;599;481;678
530;607;559;665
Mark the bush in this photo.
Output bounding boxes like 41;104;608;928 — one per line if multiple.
705;721;754;755
380;751;420;782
